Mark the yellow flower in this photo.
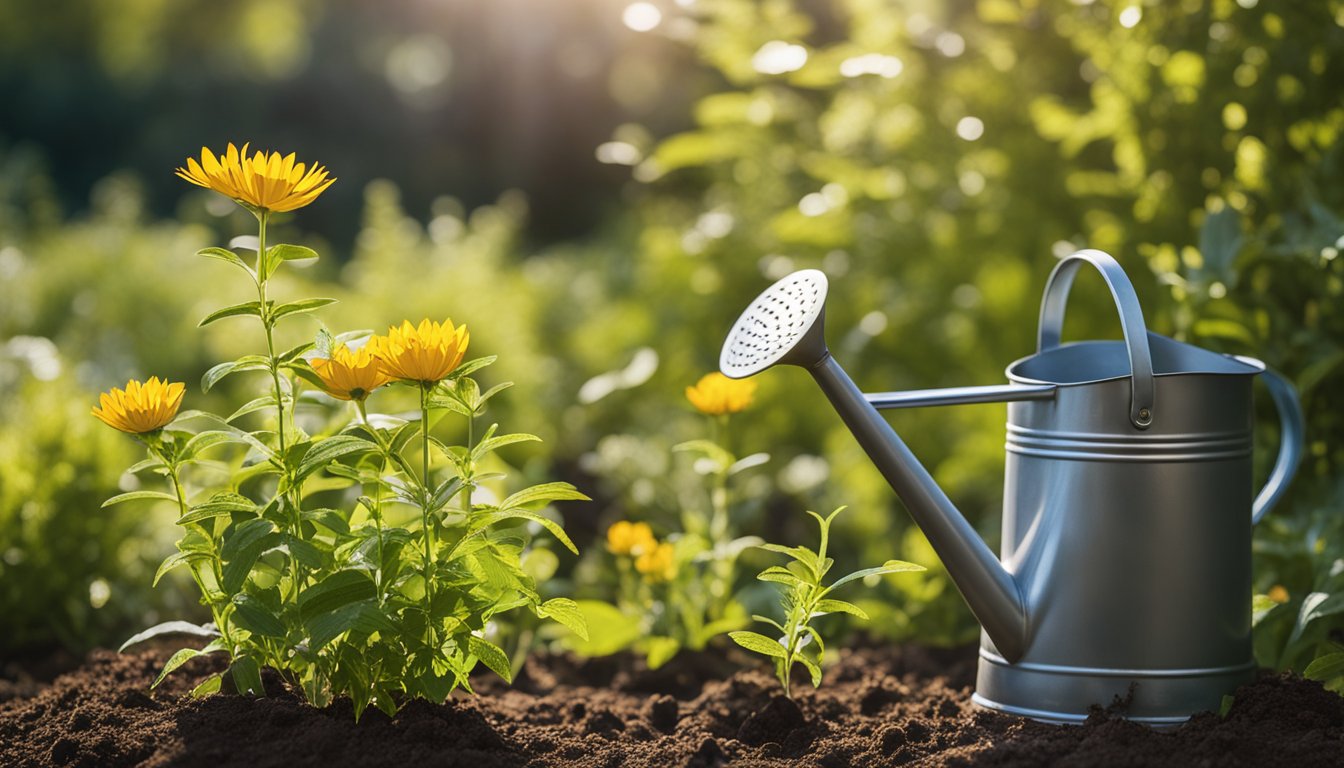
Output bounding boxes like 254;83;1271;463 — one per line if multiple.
635;542;677;583
311;343;393;401
1268;585;1290;604
370;318;470;385
607;521;656;557
685;372;757;416
92;377;186;434
175;143;335;213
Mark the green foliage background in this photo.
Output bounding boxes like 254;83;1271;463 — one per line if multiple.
1;0;1342;682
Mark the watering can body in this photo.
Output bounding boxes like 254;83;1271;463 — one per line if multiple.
719;250;1304;725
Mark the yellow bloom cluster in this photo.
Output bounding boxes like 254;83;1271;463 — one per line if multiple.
634;542;677;583
175;144;335;213
92;377;185;434
685;372;757;416
607;521;676;582
308;318;470;401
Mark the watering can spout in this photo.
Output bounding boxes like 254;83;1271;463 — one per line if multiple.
720;270;1029;662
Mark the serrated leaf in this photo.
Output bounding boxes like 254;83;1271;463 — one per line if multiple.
102;490;178;508
730;630;788;660
537;597;589;640
272;297;337;322
813;598;869;620
199;300;264;327
757;566;805;587
119;620;221;652
468;636;513;683
828;560;925;591
305;599;396;648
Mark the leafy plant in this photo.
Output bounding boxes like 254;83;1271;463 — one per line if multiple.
569;372;764;667
102;145;587;719
731;506;923;694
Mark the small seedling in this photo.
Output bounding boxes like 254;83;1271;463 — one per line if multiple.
730;506;923;694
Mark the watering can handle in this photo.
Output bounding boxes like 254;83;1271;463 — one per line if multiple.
1251;368;1304;525
1037;250;1156;430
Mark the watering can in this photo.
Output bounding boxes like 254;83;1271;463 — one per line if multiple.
719;250;1304;725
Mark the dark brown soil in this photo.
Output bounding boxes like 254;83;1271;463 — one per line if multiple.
1;644;1341;767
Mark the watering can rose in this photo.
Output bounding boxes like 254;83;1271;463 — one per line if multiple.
686;372;756;415
175;143;335;213
92;377;185;434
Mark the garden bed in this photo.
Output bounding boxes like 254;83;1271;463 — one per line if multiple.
1;644;1341;767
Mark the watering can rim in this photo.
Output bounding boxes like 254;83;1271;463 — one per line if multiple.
1003;333;1266;389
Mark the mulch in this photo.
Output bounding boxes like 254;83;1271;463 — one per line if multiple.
1;642;1341;767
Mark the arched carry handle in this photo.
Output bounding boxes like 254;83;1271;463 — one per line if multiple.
1251;368;1304;525
1037;250;1156;430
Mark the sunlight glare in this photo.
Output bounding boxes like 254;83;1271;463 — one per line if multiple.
752;41;808;75
622;3;662;32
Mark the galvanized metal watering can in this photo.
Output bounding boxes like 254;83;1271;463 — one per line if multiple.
719;250;1305;725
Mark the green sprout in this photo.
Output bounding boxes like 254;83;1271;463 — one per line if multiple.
730;506;924;695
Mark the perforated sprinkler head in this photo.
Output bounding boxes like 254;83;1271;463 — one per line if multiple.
719;269;830;379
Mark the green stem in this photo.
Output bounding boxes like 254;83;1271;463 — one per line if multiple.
708;415;732;619
357;400;388;603
420;384;435;650
155;440;232;648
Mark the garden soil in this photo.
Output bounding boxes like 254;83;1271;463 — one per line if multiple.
1;643;1341;767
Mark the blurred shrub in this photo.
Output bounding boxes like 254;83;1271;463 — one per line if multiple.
0;362;193;653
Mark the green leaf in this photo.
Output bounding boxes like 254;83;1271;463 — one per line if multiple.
227;655;264;696
231;595;287;638
305;599;397;648
227;396;280;422
182;430;247;459
119;620;221;652
153;551;201;587
196;246;252;271
796;652;823;687
562;600;641;656
469;509;578;555
1303;652;1344;682
468;636;513;683
1290;591;1344;645
645;637;680;670
272;297;337;322
758;543;820;578
813;598;869;620
190;673;223;698
299;570;378;621
203;356;272;392
757;566;806;587
498;481;591;510
828;560;925;591
673;438;734;470
294;435;377;483
221;518;277;561
1218;694;1235;717
269;243;319;262
730;631;788;660
471;431;540;462
199;300;265;327
452;355;497;378
102;490;178;508
154;647;218;689
537;597;589;640
177;492;257;525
